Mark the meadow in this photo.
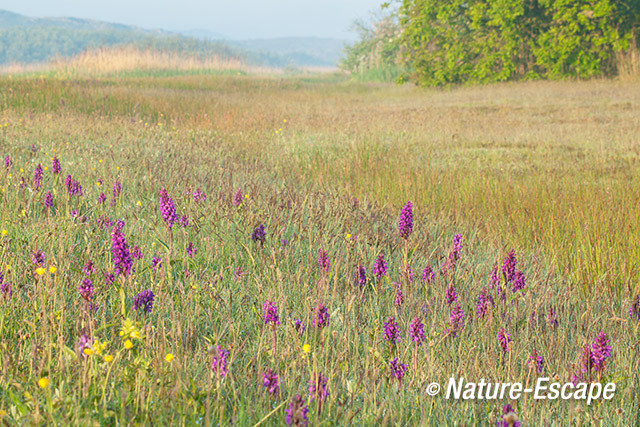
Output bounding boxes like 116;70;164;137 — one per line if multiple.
0;66;639;425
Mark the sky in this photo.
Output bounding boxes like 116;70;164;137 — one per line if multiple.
0;0;385;40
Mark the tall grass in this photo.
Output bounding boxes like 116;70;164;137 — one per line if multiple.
0;47;266;78
0;47;340;79
617;40;640;81
2;75;640;293
57;47;248;76
349;64;406;82
0;72;638;424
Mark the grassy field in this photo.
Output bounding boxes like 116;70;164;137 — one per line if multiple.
0;70;639;424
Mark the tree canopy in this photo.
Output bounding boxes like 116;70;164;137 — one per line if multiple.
342;0;640;85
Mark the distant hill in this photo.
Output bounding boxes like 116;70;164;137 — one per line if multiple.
0;9;346;68
228;38;346;68
0;9;238;66
177;29;227;41
0;9;167;34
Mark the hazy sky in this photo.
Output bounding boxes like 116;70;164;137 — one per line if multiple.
0;0;385;40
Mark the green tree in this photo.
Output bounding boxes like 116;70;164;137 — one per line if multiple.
467;0;547;81
396;0;638;85
399;0;476;85
340;4;405;81
534;0;631;78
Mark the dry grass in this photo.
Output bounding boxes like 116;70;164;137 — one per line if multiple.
0;46;261;77
0;47;338;78
58;46;245;74
617;41;640;81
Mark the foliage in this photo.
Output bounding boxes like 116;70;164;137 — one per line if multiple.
533;0;631;78
390;0;639;85
340;5;406;81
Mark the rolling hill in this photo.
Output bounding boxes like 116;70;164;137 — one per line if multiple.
0;9;346;68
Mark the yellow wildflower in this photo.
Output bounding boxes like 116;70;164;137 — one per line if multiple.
35;267;45;276
38;377;49;389
165;353;175;363
119;317;143;341
49;266;57;274
302;344;311;354
124;340;133;349
92;340;107;355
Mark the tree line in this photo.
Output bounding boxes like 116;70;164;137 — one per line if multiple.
341;0;640;85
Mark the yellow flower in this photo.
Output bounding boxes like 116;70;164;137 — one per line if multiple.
19;168;24;173
137;201;142;206
35;267;45;276
120;317;143;341
104;355;114;363
124;340;133;349
96;182;101;187
302;344;311;354
165;353;175;363
38;377;49;389
244;194;249;199
346;234;352;240
1;229;7;236
84;348;94;356
49;266;57;274
92;340;107;355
